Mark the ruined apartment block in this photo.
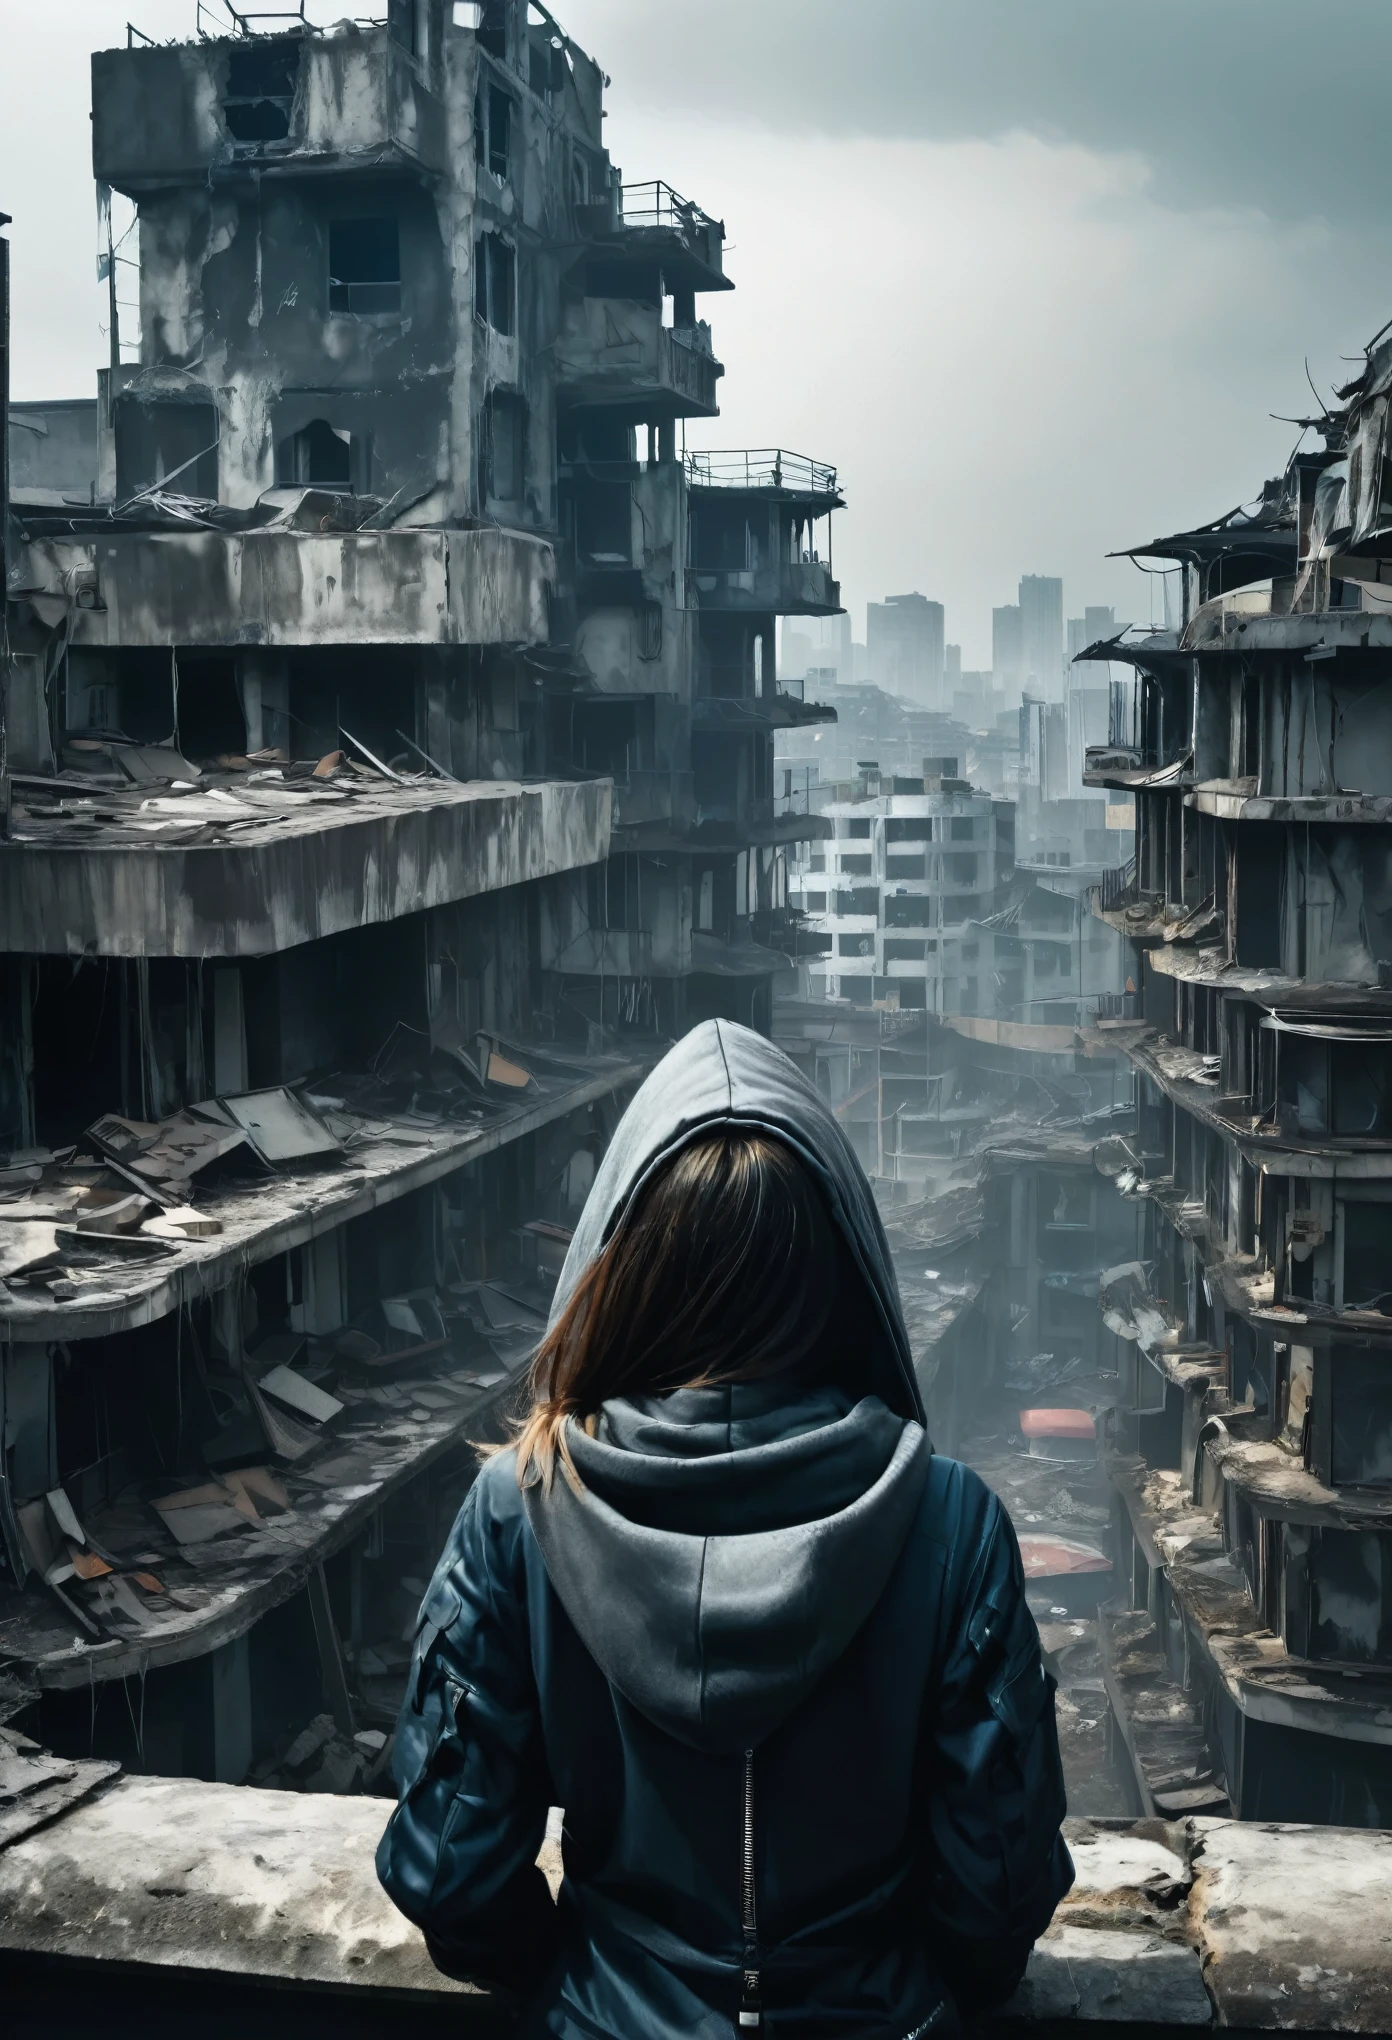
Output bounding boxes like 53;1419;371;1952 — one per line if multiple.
0;0;832;1787
1084;323;1392;1824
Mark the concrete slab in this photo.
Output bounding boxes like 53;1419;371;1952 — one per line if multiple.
1191;1819;1392;2031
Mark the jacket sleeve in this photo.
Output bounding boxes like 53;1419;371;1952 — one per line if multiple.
918;1472;1073;2009
375;1464;559;1993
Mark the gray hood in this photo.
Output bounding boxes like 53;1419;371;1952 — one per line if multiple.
524;1020;930;1752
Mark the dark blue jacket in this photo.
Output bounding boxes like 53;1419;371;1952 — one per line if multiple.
378;1022;1072;2035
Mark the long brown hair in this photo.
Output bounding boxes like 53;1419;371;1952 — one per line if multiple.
514;1129;856;1488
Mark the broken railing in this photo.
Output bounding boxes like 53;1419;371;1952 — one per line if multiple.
619;180;722;238
1095;857;1140;912
685;449;839;497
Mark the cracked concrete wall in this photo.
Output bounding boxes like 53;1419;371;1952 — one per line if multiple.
92;12;608;530
22;528;551;650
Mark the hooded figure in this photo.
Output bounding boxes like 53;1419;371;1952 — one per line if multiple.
378;1021;1071;2036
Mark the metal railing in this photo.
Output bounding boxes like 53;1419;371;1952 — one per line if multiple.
198;0;315;34
619;181;722;238
1097;857;1140;911
684;449;839;497
1094;990;1141;1021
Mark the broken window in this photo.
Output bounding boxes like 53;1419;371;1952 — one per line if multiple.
835;888;879;916
277;419;353;489
885;896;934;930
883;939;926;962
223;38;298;143
1342;1201;1392;1310
839;854;872;877
114;396;219;501
478;389;526;505
328;219;401;317
487;85;513;178
886;855;925;881
474;233;516;335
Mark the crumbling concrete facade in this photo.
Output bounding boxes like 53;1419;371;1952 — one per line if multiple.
1084;319;1392;1825
0;0;834;1789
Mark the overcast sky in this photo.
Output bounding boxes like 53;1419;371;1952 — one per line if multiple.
3;1;1389;663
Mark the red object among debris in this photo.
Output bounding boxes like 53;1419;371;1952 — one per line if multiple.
1019;1408;1096;1439
1017;1535;1111;1578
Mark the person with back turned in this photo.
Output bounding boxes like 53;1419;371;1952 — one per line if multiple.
377;1019;1072;2036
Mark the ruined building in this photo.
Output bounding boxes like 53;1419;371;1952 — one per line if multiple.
0;1;833;1783
1084;323;1392;1824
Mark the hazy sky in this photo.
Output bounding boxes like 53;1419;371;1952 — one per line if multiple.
3;1;1389;663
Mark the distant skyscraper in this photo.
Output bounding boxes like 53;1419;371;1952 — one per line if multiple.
1019;575;1064;698
1084;605;1116;645
945;643;962;682
866;593;945;707
993;603;1023;686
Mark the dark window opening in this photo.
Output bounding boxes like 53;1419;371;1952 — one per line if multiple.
175;654;247;764
588;856;646;932
886;855;925;880
474;233;516;335
884;938;926;962
886;817;931;842
572;699;642;777
478;389;526;504
1334;1044;1392;1137
478;0;508;59
223;39;298;142
835;888;878;916
571;478;631;562
1234;837;1282;968
387;0;418;50
114;397;218;502
328;218;401;316
950;817;975;840
839;854;872;876
1344;1203;1392;1310
843;818;871;839
488;85;512;178
277;418;353;489
885;896;934;930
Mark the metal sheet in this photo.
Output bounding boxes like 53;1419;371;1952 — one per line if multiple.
220;1088;341;1165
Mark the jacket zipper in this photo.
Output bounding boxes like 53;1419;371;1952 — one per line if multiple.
739;1746;762;2031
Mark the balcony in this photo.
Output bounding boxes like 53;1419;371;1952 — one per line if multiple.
686;451;844;617
1085;745;1191;791
92;28;447;194
690;557;841;618
554;301;723;421
575;180;733;296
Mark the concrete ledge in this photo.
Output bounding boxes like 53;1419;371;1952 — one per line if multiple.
3;776;612;959
7;1788;1392;2033
26;526;553;651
